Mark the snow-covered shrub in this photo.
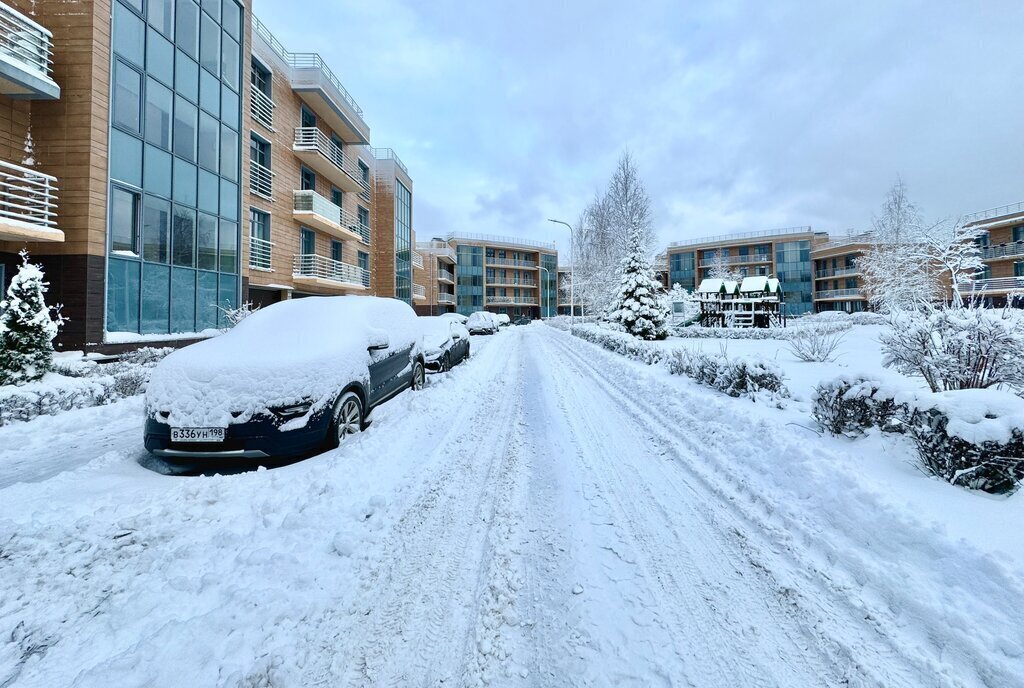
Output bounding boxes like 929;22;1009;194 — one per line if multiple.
904;389;1024;493
571;324;664;365
788;328;846;362
881;306;1024;393
51;356;99;378
812;376;906;436
847;311;887;326
0;251;65;385
218;301;260;327
0;374;115;425
667;349;788;400
103;346;173;397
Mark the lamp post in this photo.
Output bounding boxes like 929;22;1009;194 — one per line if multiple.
547;219;574;323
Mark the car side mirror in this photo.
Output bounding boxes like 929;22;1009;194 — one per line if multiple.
452;332;463;340
367;330;390;351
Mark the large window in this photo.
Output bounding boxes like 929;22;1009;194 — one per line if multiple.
113;60;143;133
394;180;412;302
300;166;316;192
110;186;140;254
250;58;270;97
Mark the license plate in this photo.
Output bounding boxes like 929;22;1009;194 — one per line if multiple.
171;427;226;443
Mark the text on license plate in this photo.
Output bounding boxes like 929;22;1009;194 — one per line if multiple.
171;427;226;443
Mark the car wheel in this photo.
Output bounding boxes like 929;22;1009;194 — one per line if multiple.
465;345;471;360
441;353;451;372
329;391;363;447
411;361;426;390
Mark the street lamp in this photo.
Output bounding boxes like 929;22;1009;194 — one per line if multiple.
547;219;574;323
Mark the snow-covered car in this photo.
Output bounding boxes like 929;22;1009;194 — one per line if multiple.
438;312;468;325
144;296;426;461
514;317;531;326
496;313;511;327
466;311;498;335
419;316;471;372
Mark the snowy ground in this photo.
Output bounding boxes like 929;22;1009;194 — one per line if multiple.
1;325;1022;687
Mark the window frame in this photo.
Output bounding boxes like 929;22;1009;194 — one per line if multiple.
109;183;142;256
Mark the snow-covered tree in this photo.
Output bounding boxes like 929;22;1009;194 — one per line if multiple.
660;282;700;323
707;251;743;282
609;226;669;340
915;219;985;308
0;251;65;385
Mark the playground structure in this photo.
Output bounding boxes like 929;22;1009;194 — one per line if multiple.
695;276;786;328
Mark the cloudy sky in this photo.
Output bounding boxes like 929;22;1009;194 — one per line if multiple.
254;0;1024;250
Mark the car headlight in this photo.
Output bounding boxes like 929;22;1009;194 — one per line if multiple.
271;401;313;420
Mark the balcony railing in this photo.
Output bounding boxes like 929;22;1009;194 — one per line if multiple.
966;277;1024;294
486;257;537;268
293;253;369;288
487;295;538;305
698;254;771;268
0;4;56;88
962;201;1024;225
412;284;426;300
370;147;409;176
250;87;275;130
980;242;1024;261
437;292;455;305
412;251;424;270
292;189;368;242
813;232;874;252
438;268;455;283
249;160;273;200
447;231;556;251
815;266;860;279
293;127;368;192
815;288;863;300
669;226;814;249
248;235;272;271
488;276;537;287
0;159;57;229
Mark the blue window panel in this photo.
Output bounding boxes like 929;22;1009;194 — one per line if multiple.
175;50;199;103
1013;226;1024;243
219;178;238;220
220;85;239;129
173;157;198;206
197;169;219;214
107;258;141;333
171;268;197;333
110;129;143;187
219;123;237;181
176;0;200;59
144;78;173;150
221;34;239;92
141;263;171;334
149;0;174;38
146;27;174;86
199;68;220;117
199;12;219;75
143;144;172;198
172;205;196;267
217;274;238;326
113;60;142;133
300;228;315;255
202;0;220;22
196;270;219;330
114;2;145;67
222;0;241;40
218;219;237;273
197;212;218;270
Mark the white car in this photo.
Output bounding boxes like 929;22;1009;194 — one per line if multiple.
466;311;499;335
496;313;511;327
439;312;468;325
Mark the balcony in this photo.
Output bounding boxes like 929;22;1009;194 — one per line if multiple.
437;292;455;305
417;241;456;263
980;242;1024;261
967;277;1024;294
698;254;771;268
292;189;367;243
249;160;273;200
412;284;426;301
250;87;275;130
815;266;860;280
252;16;369;144
815;288;863;300
486;256;537;269
962;201;1024;226
0;160;61;242
248;235;273;271
292;127;367;194
292;253;368;290
488;277;537;287
412;251;424;270
487;295;538;305
0;3;59;99
438;268;455;284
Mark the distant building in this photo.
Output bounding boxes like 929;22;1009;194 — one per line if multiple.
446;233;558;319
810;233;872;313
962;201;1024;307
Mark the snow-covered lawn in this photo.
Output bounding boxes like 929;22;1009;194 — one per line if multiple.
0;325;1022;686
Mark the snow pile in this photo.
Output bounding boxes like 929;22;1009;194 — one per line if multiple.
146;297;422;428
913;388;1024;446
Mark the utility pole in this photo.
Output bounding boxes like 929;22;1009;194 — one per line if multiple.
547;219;574;323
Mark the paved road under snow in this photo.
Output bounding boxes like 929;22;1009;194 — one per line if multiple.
0;325;1019;687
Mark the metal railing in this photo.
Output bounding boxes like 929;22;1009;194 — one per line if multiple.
488;276;537;286
446;231;556;251
250;87;275;129
437;292;455;304
437;268;455;282
669;226;813;249
962;201;1024;225
248;235;273;271
370;147;408;176
487;295;538;305
293;127;369;192
412;251;424;269
980;242;1024;261
967;277;1024;293
412;284;426;299
813;232;874;251
0;4;54;81
815;288;862;299
0;159;57;228
249;160;273;200
292;189;367;241
293;253;368;288
697;254;771;268
815;266;860;279
486;256;537;268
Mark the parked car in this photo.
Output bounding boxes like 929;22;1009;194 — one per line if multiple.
439;312;468;325
420;316;471;372
144;296;426;462
496;313;512;327
514;317;531;326
466;311;499;335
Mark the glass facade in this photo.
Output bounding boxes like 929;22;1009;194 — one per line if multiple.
669;251;696;290
394;180;412;303
456;245;483;315
775;240;813;316
540;253;557;317
107;0;243;335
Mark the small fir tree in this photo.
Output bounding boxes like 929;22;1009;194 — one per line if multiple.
0;251;65;385
609;227;669;340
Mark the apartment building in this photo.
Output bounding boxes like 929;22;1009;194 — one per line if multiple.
962;201;1024;306
447;232;558;319
667;227;825;316
413;238;457;315
810;233;872;312
369;147;418;305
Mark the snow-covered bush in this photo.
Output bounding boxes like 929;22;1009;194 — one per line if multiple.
673;320;850;341
847;311;887;326
904;389;1024;493
570;324;664;365
812;376;907;436
0;251;65;385
51;355;99;378
667;349;788;400
788;327;846;362
881;306;1024;394
218;301;260;327
103;347;173;397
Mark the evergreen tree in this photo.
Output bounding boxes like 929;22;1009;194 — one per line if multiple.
609;227;669;340
0;251;64;385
